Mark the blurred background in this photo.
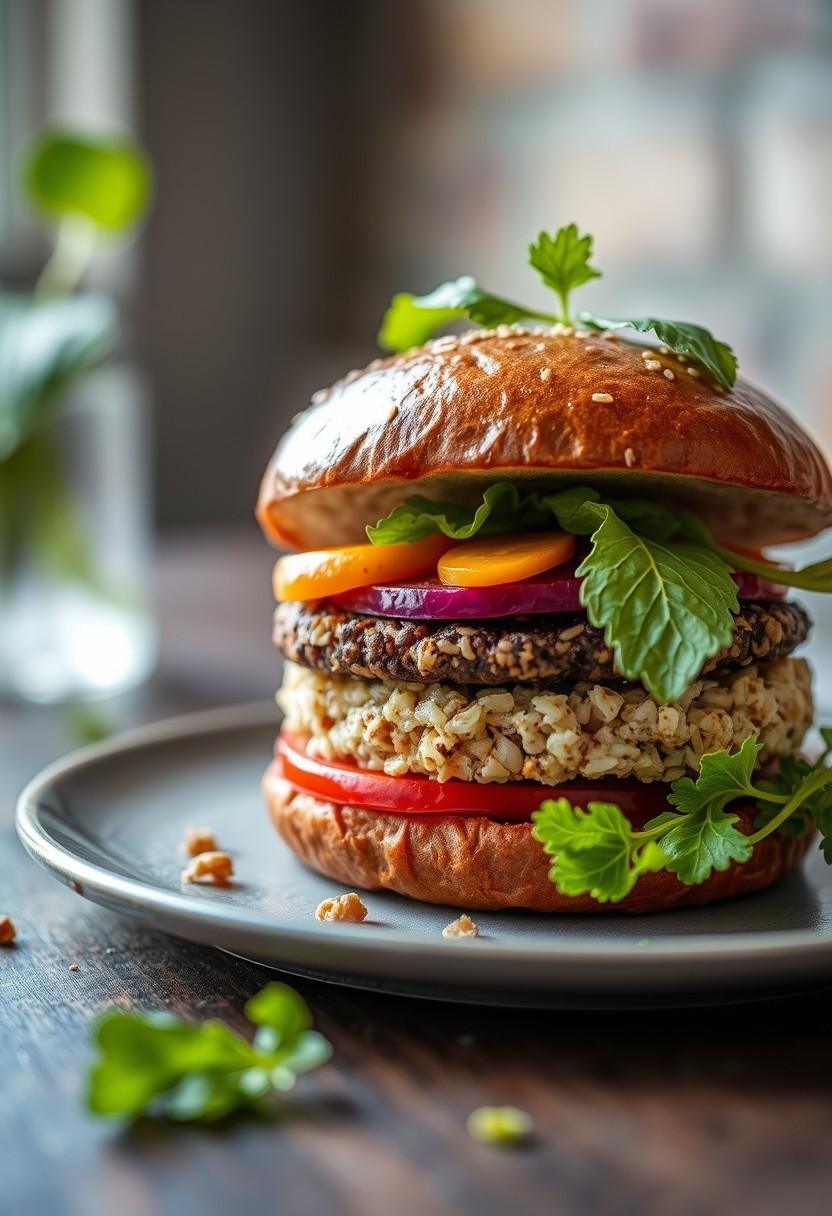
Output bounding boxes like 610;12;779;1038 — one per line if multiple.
0;0;831;712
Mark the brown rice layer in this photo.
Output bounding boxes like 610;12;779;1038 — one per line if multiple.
277;657;813;786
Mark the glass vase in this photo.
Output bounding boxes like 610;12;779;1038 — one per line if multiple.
0;364;157;703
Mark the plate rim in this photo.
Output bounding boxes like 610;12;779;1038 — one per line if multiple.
15;699;832;972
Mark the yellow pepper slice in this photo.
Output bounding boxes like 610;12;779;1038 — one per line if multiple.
274;533;451;602
438;531;575;588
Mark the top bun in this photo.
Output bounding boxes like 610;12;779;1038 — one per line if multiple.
257;325;832;550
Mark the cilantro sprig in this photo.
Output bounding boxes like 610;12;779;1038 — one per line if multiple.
87;982;331;1122
532;736;832;903
378;223;737;389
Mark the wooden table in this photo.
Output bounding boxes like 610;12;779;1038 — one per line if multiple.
3;534;832;1216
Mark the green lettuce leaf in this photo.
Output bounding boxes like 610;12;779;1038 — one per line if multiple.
582;314;737;389
377;276;549;354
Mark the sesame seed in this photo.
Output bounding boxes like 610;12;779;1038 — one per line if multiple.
624;447;637;467
677;353;688;363
584;344;599;353
540;367;552;382
386;405;398;422
311;388;328;405
663;368;675;380
592;392;614;403
644;359;662;371
574;329;590;339
640;350;653;359
495;324;513;338
659;345;670;355
687;367;700;377
367;357;385;371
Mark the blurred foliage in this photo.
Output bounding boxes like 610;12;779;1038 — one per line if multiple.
0;129;151;596
24;131;152;234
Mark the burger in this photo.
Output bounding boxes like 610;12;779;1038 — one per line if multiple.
256;225;832;914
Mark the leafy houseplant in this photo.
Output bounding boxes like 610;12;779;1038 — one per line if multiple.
0;131;155;702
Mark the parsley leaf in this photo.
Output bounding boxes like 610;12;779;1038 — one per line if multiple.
531;798;667;903
87;982;331;1122
648;805;752;885
667;737;762;816
533;735;832;903
550;496;738;702
377;276;553;354
528;224;600;324
581;314;737;389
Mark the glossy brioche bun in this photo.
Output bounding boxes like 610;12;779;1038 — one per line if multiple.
263;763;813;914
257;327;832;551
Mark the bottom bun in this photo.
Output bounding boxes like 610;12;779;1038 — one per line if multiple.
263;762;813;914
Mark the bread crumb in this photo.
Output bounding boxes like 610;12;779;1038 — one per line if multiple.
183;825;217;856
69;963;79;972
591;392;614;403
0;915;15;945
624;447;637;468
443;914;479;938
316;892;368;923
182;851;234;886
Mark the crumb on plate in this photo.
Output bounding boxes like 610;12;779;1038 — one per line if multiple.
0;915;15;945
182;851;234;886
443;914;479;938
183;824;218;856
315;892;368;923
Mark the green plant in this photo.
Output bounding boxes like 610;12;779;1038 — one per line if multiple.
0;130;152;590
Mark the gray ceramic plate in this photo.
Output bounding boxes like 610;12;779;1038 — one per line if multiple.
16;702;832;1008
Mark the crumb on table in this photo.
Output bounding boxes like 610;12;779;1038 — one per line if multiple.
0;915;15;946
315;892;368;923
183;824;218;856
68;963;79;972
182;851;234;885
443;914;479;938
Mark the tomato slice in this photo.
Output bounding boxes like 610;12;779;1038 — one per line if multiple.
273;533;451;602
438;531;576;588
276;731;673;824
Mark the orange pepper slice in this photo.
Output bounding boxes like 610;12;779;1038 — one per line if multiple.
274;533;451;602
438;531;576;588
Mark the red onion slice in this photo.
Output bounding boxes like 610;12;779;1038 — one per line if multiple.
331;568;785;620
